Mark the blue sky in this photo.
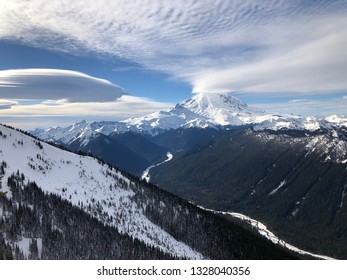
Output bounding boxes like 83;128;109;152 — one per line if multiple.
0;0;347;129
0;41;191;102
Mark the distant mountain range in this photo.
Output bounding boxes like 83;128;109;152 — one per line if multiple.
30;93;347;259
33;93;347;140
32;92;347;174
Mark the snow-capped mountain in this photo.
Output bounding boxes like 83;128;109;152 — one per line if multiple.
33;93;347;145
32;120;123;146
178;93;266;125
30;92;347;182
122;93;266;132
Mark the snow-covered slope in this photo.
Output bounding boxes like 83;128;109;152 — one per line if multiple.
0;125;203;259
250;129;347;164
181;93;265;125
33;92;347;142
32;120;125;146
121;93;270;133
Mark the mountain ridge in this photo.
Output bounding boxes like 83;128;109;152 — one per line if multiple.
32;93;347;144
149;127;347;259
0;124;201;258
0;124;299;259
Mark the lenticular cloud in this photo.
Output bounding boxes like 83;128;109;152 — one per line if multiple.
0;69;125;102
1;1;347;96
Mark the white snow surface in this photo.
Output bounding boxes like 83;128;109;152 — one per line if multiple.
32;93;347;144
141;152;173;182
325;115;347;127
251;130;347;164
0;125;203;259
12;237;42;259
14;237;31;258
197;205;335;260
339;183;347;208
305;134;347;163
227;212;334;260
268;180;286;195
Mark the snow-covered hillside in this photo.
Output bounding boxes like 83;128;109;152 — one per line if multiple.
33;93;347;144
250;129;347;164
0;125;203;259
32;120;125;146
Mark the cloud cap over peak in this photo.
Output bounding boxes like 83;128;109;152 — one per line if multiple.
0;68;125;102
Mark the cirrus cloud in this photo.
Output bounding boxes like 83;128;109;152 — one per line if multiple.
192;27;347;95
1;0;347;97
251;96;347;117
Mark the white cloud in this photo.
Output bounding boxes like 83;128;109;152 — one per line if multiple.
0;68;173;128
0;99;18;109
192;26;347;95
0;95;172;118
0;95;173;121
252;96;347;117
1;1;346;97
0;69;125;103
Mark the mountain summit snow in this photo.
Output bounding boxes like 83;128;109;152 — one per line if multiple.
33;93;347;143
180;93;265;125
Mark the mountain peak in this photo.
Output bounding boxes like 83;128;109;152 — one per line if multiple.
180;93;265;126
183;93;247;112
32;93;347;141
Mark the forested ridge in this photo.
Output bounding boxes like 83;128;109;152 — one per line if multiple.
0;124;299;259
151;128;347;259
0;171;297;259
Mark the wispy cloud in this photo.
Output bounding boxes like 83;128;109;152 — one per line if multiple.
111;66;143;72
1;0;346;97
0;94;173;125
252;96;347;117
192;25;347;95
0;95;172;117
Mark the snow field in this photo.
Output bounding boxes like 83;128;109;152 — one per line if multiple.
0;125;203;259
